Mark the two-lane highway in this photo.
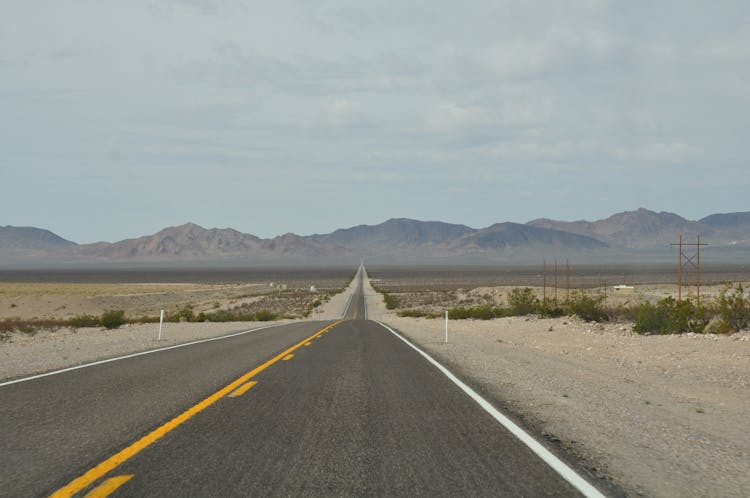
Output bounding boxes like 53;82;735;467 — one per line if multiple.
2;267;604;497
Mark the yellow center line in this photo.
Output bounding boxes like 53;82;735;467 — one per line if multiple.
303;342;312;346
50;320;344;498
282;354;294;361
228;380;257;398
83;475;133;498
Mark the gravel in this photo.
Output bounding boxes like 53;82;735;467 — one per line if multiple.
363;273;750;498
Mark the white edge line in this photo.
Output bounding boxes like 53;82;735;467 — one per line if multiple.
0;322;292;388
342;290;354;319
376;321;606;498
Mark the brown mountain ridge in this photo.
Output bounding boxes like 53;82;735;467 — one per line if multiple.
1;208;748;265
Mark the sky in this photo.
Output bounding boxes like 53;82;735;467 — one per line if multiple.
2;1;749;243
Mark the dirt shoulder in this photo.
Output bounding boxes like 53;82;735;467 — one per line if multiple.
0;320;299;382
363;273;750;497
1;279;354;382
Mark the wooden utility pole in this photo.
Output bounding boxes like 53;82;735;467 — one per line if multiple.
543;258;547;301
554;259;558;303
566;259;570;303
678;235;683;302
671;235;708;303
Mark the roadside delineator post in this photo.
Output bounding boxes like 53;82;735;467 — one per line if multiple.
445;310;448;344
158;309;164;341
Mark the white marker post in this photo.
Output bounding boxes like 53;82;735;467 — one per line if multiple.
158;309;164;341
445;310;449;344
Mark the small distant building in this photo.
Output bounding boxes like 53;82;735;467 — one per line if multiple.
310;285;317;292
613;285;635;294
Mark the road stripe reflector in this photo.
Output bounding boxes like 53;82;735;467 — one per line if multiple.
228;381;257;398
83;475;133;498
304;342;312;346
376;321;606;498
49;320;343;498
282;354;294;361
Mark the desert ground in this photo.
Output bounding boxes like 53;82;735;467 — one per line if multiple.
2;265;749;497
363;268;750;498
0;271;356;381
0;268;354;321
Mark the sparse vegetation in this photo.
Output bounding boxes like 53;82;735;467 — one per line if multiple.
382;292;399;310
372;276;750;334
99;309;126;329
567;291;608;322
714;284;750;333
448;305;505;320
69;314;100;328
507;288;538;316
397;309;440;318
634;297;709;334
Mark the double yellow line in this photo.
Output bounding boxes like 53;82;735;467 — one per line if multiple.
51;320;344;498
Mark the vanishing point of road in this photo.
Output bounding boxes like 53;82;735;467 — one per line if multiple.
1;267;606;497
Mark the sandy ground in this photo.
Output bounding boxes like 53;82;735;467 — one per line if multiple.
310;275;359;321
4;270;749;496
362;272;750;497
0;282;351;382
0;282;273;320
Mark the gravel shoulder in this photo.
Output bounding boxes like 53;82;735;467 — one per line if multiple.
5;271;749;496
0;281;352;383
362;272;750;498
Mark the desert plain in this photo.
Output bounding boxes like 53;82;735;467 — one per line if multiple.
2;264;749;497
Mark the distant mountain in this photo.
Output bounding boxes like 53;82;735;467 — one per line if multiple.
76;223;265;259
309;218;606;262
311;218;474;252
698;212;750;247
528;208;718;249
1;208;748;266
0;226;75;251
700;212;750;230
75;223;352;261
452;223;607;251
260;233;350;258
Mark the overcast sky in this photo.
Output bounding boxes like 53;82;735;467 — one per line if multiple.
2;1;749;243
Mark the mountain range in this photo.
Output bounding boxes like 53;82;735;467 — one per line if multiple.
1;208;748;266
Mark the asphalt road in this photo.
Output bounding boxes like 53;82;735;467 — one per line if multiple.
2;269;597;497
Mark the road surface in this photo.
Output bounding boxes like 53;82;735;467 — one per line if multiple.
2;267;603;497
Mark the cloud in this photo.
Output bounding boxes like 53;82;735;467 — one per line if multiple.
1;1;748;241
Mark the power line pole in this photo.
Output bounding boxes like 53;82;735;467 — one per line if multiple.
670;235;708;303
554;259;558;304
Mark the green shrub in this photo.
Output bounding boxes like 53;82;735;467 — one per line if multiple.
634;297;708;334
18;323;38;334
715;284;749;332
671;298;709;333
633;301;668;334
171;306;195;322
537;298;565;318
567;291;608;322
99;309;126;329
382;292;399;310
448;305;505;320
398;309;439;318
507;288;539;316
703;316;732;334
254;310;277;321
69;314;99;328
